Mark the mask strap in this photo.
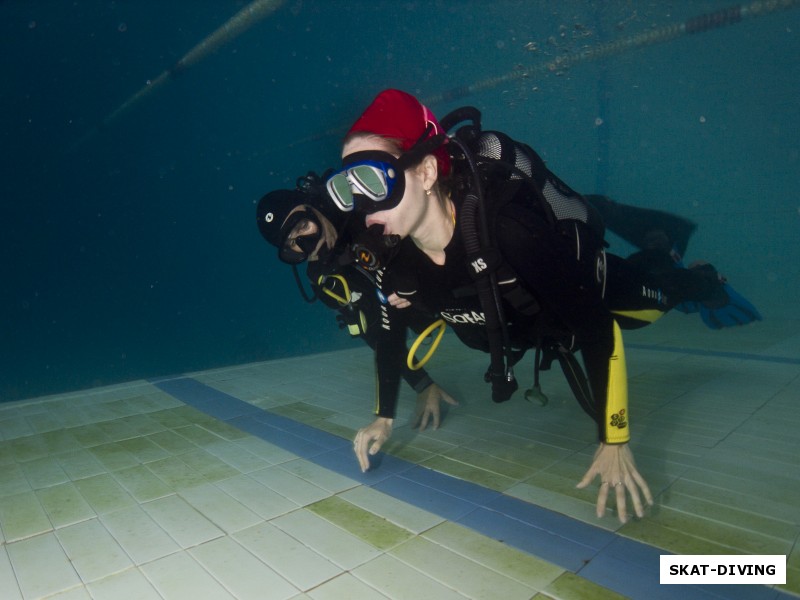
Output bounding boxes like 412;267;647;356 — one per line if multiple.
398;132;448;169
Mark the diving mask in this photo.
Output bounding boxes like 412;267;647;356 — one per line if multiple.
326;150;408;214
278;209;324;264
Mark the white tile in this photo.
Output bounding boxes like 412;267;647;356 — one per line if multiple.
0;416;34;440
278;459;360;493
338;486;444;535
0;490;52;541
55;448;107;480
205;439;273;472
111;465;173;503
216;474;300;520
422;521;564;590
235;437;299;465
179;483;262;533
352;554;465;600
272;508;380;570
250;466;330;506
189;536;299;600
73;473;137;514
308;572;388;600
100;505;180;564
56;519;132;582
36;482;96;528
48;585;92;599
140;551;235;599
0;446;16;472
234;522;341;591
19;455;69;489
87;567;162;600
6;532;81;599
0;463;32;498
141;494;224;548
391;537;535;599
27;411;64;433
0;545;23;600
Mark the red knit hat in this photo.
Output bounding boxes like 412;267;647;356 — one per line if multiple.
346;89;450;176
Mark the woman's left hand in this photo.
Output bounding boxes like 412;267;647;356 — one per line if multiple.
413;383;459;431
387;292;411;309
576;442;653;523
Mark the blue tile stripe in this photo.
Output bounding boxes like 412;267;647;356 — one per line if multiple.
153;376;792;600
626;343;800;365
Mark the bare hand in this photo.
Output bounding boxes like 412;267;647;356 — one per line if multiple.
353;417;393;472
387;292;411;309
576;442;653;523
413;384;458;431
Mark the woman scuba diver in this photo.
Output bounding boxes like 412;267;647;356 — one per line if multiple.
323;89;760;522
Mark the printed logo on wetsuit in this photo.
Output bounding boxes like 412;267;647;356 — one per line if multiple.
609;409;627;430
440;310;486;325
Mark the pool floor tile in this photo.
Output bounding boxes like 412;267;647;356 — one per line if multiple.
2;324;799;599
307;496;414;551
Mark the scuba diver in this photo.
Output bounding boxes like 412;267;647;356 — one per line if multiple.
323;89;761;522
256;176;458;431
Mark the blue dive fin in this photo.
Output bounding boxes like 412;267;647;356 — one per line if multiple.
698;283;763;329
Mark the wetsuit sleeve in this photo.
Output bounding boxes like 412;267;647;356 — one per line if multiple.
403;367;435;393
495;209;629;444
362;317;433;394
317;266;434;408
374;303;407;417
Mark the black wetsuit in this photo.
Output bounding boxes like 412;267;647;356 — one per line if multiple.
372;186;627;443
306;252;436;397
369;141;725;443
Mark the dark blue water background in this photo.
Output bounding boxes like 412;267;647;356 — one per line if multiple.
2;1;798;401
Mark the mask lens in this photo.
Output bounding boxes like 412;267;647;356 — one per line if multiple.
326;173;355;212
349;165;389;200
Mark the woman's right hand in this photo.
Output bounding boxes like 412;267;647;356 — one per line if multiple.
576;442;653;522
353;417;394;472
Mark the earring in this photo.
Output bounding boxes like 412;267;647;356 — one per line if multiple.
425;189;432;196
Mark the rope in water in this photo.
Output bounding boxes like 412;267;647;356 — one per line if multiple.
72;0;286;149
286;0;799;149
428;0;800;104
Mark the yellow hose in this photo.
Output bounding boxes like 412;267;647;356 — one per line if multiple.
407;319;446;371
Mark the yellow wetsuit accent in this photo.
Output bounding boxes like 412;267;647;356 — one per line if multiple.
374;359;380;415
605;320;630;444
611;308;665;325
